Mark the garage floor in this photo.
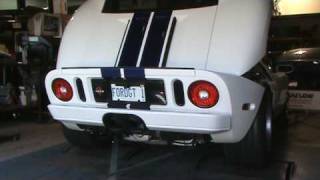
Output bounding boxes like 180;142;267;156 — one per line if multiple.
0;112;319;180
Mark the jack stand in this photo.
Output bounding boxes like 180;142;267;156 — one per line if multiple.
104;115;195;179
106;137;193;179
108;135;121;180
283;160;296;180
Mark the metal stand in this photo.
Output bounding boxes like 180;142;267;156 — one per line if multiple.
108;135;120;180
285;161;296;180
107;136;192;180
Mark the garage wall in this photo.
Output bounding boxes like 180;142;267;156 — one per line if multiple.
278;0;320;15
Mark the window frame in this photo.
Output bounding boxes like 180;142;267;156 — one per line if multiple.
102;0;219;13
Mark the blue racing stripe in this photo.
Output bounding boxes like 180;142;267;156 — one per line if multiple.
118;12;151;67
101;68;121;79
124;68;145;79
140;11;172;67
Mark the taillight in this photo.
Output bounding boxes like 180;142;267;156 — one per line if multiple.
188;81;219;108
52;78;73;102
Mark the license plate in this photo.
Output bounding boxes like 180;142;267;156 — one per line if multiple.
111;84;146;102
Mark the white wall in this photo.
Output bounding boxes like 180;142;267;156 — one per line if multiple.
278;0;320;15
26;0;49;8
0;0;18;10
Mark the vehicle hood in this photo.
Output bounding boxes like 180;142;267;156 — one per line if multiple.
57;0;271;76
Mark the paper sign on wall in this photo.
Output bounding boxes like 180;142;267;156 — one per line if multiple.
288;90;320;111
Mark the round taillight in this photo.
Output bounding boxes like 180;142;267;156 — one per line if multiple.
188;81;219;108
52;79;73;102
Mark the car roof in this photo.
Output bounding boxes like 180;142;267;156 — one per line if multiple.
277;47;320;62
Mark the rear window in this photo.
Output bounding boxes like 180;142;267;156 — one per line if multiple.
103;0;218;13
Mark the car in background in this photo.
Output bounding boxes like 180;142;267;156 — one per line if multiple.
275;48;320;111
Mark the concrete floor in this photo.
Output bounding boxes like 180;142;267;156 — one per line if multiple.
276;112;320;180
0;112;319;180
0;121;65;162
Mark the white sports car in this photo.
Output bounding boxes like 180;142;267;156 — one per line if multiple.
45;0;288;166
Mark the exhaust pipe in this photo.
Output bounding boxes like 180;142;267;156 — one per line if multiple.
103;113;147;135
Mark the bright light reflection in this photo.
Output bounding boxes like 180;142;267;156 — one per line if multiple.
294;50;307;55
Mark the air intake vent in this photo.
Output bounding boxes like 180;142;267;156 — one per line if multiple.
173;80;185;106
277;65;294;74
76;78;86;102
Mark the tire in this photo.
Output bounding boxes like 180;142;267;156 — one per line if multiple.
277;105;289;129
62;125;112;149
223;91;273;168
0;113;13;121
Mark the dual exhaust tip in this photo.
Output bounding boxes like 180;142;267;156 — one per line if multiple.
103;113;146;135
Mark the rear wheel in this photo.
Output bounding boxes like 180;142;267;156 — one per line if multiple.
224;91;273;167
62;125;112;149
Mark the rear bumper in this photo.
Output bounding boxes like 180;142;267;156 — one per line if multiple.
49;105;231;134
46;68;265;143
